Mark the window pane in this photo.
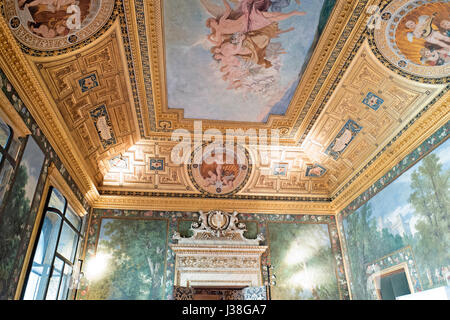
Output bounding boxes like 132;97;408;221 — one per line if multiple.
46;257;63;300
22;271;40;300
0;118;11;148
0;160;14;207
23;211;61;300
65;205;81;231
58;264;73;300
48;187;66;213
57;222;78;263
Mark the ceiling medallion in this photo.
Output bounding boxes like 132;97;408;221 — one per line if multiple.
373;0;450;79
187;143;251;197
4;0;115;50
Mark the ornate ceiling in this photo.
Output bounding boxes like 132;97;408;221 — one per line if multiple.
0;0;448;213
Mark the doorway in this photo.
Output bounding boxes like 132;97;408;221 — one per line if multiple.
377;268;411;300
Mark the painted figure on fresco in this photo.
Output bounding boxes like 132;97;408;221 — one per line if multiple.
405;14;450;51
394;2;450;68
362;92;384;111
16;0;94;39
273;163;288;176
325;119;362;160
200;151;240;190
200;0;306;93
305;163;326;177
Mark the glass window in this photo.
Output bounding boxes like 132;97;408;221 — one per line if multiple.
58;264;73;300
23;211;61;300
57;222;78;263
46;257;64;300
22;186;83;300
48;188;66;213
66;205;81;231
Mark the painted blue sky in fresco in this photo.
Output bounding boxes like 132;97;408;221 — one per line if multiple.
345;140;449;237
20;137;45;204
163;0;331;122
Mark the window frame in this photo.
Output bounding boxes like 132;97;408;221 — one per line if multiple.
21;186;84;300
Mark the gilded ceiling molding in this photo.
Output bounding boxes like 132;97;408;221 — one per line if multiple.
92;195;335;215
0;15;99;205
26;19;141;183
134;0;377;141
331;89;449;212
292;0;377;144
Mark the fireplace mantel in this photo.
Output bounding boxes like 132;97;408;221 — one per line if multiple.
170;210;268;288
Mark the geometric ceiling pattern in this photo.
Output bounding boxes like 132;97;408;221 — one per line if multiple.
1;0;449;211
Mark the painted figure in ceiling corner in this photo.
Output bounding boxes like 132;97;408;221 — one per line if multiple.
395;2;450;68
200;0;306;94
372;0;450;79
15;0;94;39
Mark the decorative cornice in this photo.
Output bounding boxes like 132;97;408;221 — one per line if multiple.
0;15;99;205
92;195;335;215
93;87;448;215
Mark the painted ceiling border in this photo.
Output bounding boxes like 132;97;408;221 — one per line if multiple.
133;0;374;139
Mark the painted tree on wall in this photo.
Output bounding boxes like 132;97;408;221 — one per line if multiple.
344;202;405;300
0;165;30;299
343;139;450;299
87;219;168;300
409;154;450;289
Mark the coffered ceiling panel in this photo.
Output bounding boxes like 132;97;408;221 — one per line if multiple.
1;0;448;207
27;21;139;183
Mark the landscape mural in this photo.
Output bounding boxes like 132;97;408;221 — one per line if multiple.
86;218;169;300
342;138;449;299
79;210;348;300
268;222;340;300
163;0;336;122
0;137;45;299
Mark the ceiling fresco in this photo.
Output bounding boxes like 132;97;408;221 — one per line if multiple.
163;0;336;122
372;0;450;79
4;0;114;50
1;0;448;207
